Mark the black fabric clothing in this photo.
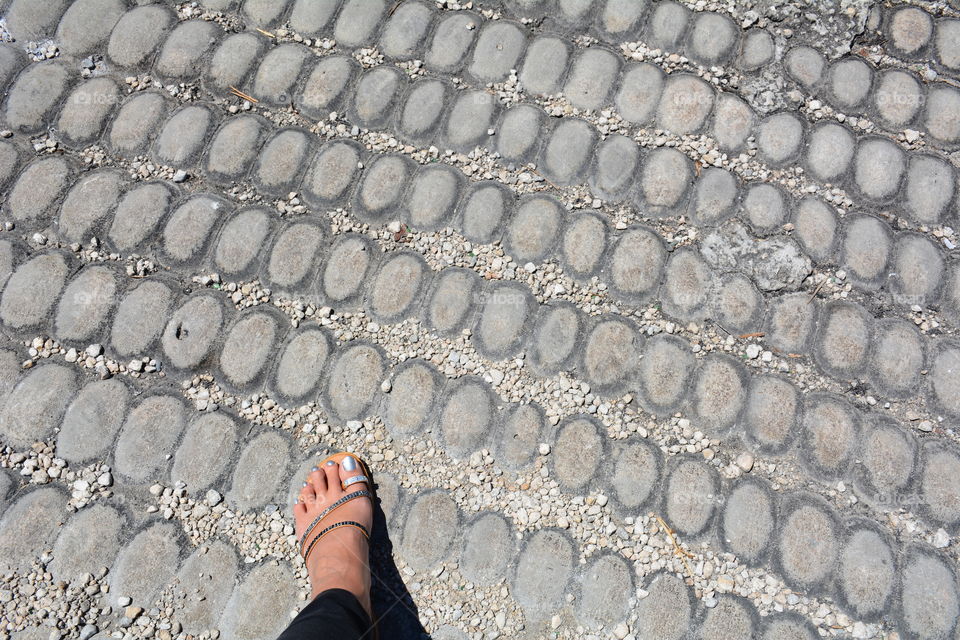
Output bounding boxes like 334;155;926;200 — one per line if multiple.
277;588;374;640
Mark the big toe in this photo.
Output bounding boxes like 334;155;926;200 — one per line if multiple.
339;454;369;493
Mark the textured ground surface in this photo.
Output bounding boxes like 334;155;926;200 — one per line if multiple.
0;0;959;638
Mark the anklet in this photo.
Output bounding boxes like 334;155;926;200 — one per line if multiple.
302;520;370;564
298;490;372;550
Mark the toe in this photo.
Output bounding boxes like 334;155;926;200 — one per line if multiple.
322;458;341;494
339;454;368;493
298;478;317;508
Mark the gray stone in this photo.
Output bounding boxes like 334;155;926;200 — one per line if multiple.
776;493;840;591
690;167;738;225
541;117;596;185
738;29;774;70
504;195;563;263
205;32;267;91
744;375;800;454
856;415;917;504
173;541;237;634
711;93;755;152
762;614;818;640
4;0;70;41
661;248;713;321
171;413;237;492
349;65;405;130
904;154;955;225
836;522;896;620
616;62;664;125
518;36;570;96
50;504;122;582
467;21;526;83
4;62;71;133
826;57;873;109
529;302;582;374
53;265;117;342
581;316;642;393
289;0;339;35
154;20;220;80
383;360;441;437
212;207;273;278
397;78;449;144
367;251;429;323
154;105;215;167
697;595;757;640
324;342;384;421
354;154;412;221
443;89;497;152
458;182;511;244
720;478;775;564
638;334;694;416
399;490;459;571
813;301;872;379
271;328;330;402
378;1;433;59
742;183;787;235
0;487;68;572
634;572;693;640
56;169;122;243
576;553;632;629
251;44;311;105
687;11;737;63
841;214;892;288
296;55;357;120
320;234;376;306
302;140;363;207
756;113;804;166
873;69;923;129
898;546;960;640
107;5;175;68
561;212;608;280
931;340;960;418
108;91;169;157
110;279;175;357
496;403;544;471
869;318;924;398
513;529;574;620
242;0;290;27
460;513;513;586
424;268;480;335
611;439;662;512
596;0;647;39
5;156;71;224
438;377;496;458
563;47;619;111
936;18;960;70
551;416;604;493
0;141;19;190
792;196;839;262
161;194;226;265
557;0;595;25
663;458;718;537
218;561;299;640
228;431;290;510
645;1;690;50
253;128;311;195
800;393;858;479
854;137;906;202
691;354;748;434
656;74;714;135
638;147;693;212
267;220;326;290
0;46;24;96
110;522;181;607
161;294;225;370
424;12;481;73
887;6;934;56
56;77;120;148
784;45;825;88
495;104;543;162
919;443;960;528
0;251;69;331
893;233;945;309
0;363;75;448
219;311;282;389
403;164;462;230
333;0;388;48
712;272;764;334
590;134;640;202
765;292;818;354
115;394;187;482
57;378;129;464
946;262;960;326
805;122;856;183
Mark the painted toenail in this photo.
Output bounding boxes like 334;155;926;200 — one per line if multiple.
325;460;335;466
302;482;308;487
342;455;357;471
311;466;319;472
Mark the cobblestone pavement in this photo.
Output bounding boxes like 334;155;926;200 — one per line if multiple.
0;0;959;638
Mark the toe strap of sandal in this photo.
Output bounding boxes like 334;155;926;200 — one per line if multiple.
298;489;373;550
301;520;370;563
341;474;369;489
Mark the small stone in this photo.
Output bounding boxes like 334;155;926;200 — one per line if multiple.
736;452;754;472
206;489;223;506
118;596;132;607
932;528;950;548
381;379;392;393
124;605;143;620
745;344;762;359
85;344;103;358
539;443;551;455
80;624;98;640
172;169;189;183
97;472;112;487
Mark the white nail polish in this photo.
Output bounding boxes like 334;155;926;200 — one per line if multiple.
342;455;357;471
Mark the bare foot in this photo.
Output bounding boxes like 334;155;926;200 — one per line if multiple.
293;454;374;618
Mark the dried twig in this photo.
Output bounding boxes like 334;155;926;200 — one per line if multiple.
656;515;694;577
808;277;827;303
256;28;275;38
738;332;764;339
229;86;258;103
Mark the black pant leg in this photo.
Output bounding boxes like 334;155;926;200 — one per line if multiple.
276;588;373;640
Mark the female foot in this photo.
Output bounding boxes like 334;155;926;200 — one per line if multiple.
293;455;374;618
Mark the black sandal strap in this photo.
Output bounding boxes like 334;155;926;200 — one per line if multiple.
302;520;370;563
298;490;372;550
